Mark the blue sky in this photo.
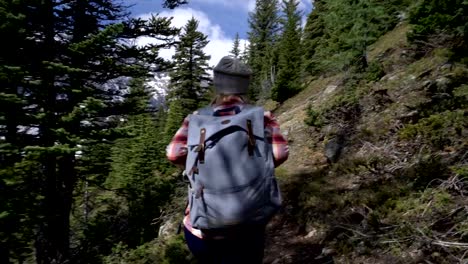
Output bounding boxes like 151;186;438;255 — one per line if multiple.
129;0;313;67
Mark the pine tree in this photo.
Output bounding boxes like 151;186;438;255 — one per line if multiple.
103;79;176;247
163;0;189;9
164;99;188;141
0;1;42;261
165;17;211;138
320;0;395;72
230;33;241;58
302;0;403;75
240;41;250;64
302;0;326;76
409;0;467;56
0;0;179;262
272;0;303;102
247;0;281;101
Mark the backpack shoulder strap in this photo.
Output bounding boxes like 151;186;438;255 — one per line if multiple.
196;104;264;116
196;106;215;116
241;104;263;112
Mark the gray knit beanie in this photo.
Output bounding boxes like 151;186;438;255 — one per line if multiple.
213;56;252;95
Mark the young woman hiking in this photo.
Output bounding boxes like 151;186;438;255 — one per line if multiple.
167;56;289;264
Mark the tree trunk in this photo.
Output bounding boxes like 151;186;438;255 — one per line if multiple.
35;0;73;262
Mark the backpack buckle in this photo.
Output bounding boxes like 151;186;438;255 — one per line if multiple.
182;170;190;183
188;166;199;176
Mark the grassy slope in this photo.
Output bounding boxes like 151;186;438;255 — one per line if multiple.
265;22;468;264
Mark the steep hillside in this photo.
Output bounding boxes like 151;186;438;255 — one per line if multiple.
263;23;468;264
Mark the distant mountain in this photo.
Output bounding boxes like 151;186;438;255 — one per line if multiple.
147;72;170;108
146;72;214;109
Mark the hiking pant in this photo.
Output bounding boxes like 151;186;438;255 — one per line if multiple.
184;225;266;264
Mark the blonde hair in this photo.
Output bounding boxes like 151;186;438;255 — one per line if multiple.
211;94;248;106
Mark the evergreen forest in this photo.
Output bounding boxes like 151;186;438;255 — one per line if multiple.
1;0;467;263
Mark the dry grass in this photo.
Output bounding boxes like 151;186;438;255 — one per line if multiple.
368;23;410;62
275;75;343;116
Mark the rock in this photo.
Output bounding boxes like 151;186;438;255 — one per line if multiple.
400;49;410;57
158;218;179;239
271;259;282;264
397;11;407;21
423;80;437;93
356;241;367;254
398;110;419;123
431;93;452;101
322;125;339;136
305;228;318;239
321;247;336;256
409;249;424;262
440;63;453;71
436;76;451;91
422;80;433;88
325;136;344;163
380;75;389;81
417;69;432;79
323;85;338;95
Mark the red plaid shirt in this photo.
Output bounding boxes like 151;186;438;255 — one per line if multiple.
166;96;289;238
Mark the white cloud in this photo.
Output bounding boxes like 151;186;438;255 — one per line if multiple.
248;0;256;11
299;0;311;11
192;0;256;12
136;8;248;71
193;0;310;12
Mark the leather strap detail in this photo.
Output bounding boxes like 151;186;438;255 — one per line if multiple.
199;128;206;164
195;185;204;199
247;119;255;156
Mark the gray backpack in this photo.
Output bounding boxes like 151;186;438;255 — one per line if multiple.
185;105;282;230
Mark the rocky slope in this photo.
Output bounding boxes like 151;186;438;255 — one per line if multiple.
262;23;468;264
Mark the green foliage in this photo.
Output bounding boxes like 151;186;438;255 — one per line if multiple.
230;32;241;58
453;84;468;99
103;235;194;264
450;165;468;179
364;61;386;82
107;113;176;244
162;235;195;264
165;99;190;142
305;75;364;128
271;0;303;103
327;0;397;71
399;110;466;149
305;106;324;127
163;0;189;9
248;0;281;101
408;0;467;57
303;0;326;75
167;17;211;109
373;186;460;261
303;0;405;76
240;41;250;64
383;188;452;222
78;81;177;259
0;0;180;262
166;17;211;142
406;155;450;190
0;158;43;262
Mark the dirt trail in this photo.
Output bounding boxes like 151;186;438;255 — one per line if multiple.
262;87;335;264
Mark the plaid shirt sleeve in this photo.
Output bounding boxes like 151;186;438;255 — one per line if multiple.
264;111;289;167
166;110;289;167
166;116;189;166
